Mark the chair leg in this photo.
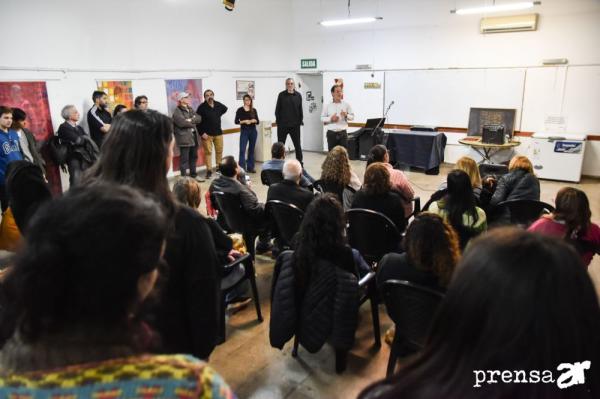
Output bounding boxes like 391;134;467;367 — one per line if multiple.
386;328;401;377
370;297;381;347
248;265;263;322
218;294;227;344
291;336;299;357
335;349;348;374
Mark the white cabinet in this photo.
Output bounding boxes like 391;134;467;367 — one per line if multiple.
527;133;587;182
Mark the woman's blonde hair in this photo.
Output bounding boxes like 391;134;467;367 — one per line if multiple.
172;177;201;209
321;145;352;186
508;155;534;174
455;156;481;188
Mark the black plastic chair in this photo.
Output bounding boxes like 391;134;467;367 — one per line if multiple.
212;191;258;259
266;200;304;249
219;253;263;342
261;169;284;186
346;208;402;266
382;280;444;377
421;189;447;212
495;199;555;228
290;271;380;374
314;179;345;202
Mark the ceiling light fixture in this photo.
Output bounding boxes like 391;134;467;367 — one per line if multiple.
451;1;541;15
320;17;383;27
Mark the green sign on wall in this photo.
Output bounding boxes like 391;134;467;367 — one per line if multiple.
300;59;318;69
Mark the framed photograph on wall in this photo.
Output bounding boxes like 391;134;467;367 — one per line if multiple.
236;80;255;100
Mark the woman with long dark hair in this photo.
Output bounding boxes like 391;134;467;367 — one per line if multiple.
360;228;600;399
84;110;221;360
235;94;259;173
528;187;600;267
429;169;487;248
0;184;234;398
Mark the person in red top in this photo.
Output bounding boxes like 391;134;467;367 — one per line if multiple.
528;187;600;267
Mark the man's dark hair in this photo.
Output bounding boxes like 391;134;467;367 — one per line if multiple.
331;85;341;94
271;142;285;159
218;156;238;178
366;144;387;166
11;108;26;122
0;105;13;116
203;89;214;97
92;91;106;103
134;95;148;108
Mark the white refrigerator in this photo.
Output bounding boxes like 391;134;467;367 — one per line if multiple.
527;133;587;182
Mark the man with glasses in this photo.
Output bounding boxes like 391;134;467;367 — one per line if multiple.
134;95;149;111
275;78;304;164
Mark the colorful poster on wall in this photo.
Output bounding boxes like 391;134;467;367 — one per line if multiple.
165;79;204;116
0;82;61;194
96;80;133;112
236;80;255;100
164;79;205;169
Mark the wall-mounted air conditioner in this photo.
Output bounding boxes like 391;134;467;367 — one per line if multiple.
480;14;538;33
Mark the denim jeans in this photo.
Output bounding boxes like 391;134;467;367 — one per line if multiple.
239;126;257;171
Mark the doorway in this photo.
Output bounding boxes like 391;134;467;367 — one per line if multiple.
297;73;324;152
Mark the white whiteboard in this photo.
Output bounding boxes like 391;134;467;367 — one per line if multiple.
384;68;526;129
521;66;600;133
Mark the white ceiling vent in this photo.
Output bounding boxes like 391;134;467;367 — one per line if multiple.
480;14;538;34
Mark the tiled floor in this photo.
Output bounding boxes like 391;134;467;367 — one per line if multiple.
193;151;600;399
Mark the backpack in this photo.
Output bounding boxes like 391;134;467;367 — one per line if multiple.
47;135;68;166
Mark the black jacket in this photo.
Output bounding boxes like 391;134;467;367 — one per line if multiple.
351;189;407;232
57;122;97;164
266;180;314;212
275;90;303;128
270;251;359;353
196;101;227;136
86;106;112;148
490;169;540;206
155;206;221;360
209;175;264;221
376;253;444;293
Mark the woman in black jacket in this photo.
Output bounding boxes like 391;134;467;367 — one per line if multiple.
489;155;540;206
83;110;221;360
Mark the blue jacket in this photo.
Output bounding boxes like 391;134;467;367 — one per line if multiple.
0;129;23;185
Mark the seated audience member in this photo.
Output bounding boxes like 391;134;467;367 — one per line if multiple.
367;145;414;217
528;187;600;267
359;228;600;399
267;159;314;212
263;142;315;186
352;163;408;232
10;108;45;175
0;161;52;252
270;194;371;351
0;184;235;399
318;145;361;208
0;106;23;212
489;155;540;206
113;104;127;117
134;95;149;111
438;156;482;200
209;155;271;255
429;170;487;249
83;110;221;361
57;105;98;187
377;212;460;292
172;177;250;307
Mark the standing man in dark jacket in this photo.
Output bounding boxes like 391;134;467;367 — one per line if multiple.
275;78;304;164
86;90;112;149
10;108;45;175
172;92;203;181
57;105;95;187
197;90;227;179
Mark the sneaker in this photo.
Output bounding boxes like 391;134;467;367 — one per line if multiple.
206;170;212;179
247;169;256;174
191;175;205;183
226;296;252;313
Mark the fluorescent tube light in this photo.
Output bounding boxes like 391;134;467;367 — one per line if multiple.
320;17;382;27
451;1;540;15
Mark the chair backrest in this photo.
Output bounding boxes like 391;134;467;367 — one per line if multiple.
479;163;509;179
313;179;344;201
421;189;447;212
261;169;284;186
346;208;402;265
266;200;304;248
211;191;250;233
382;280;444;348
497;199;555;227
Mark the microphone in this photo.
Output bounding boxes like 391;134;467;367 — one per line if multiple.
385;101;395;114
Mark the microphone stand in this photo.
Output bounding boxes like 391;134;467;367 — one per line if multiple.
371;101;394;137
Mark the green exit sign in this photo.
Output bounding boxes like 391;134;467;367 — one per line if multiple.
300;59;317;69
